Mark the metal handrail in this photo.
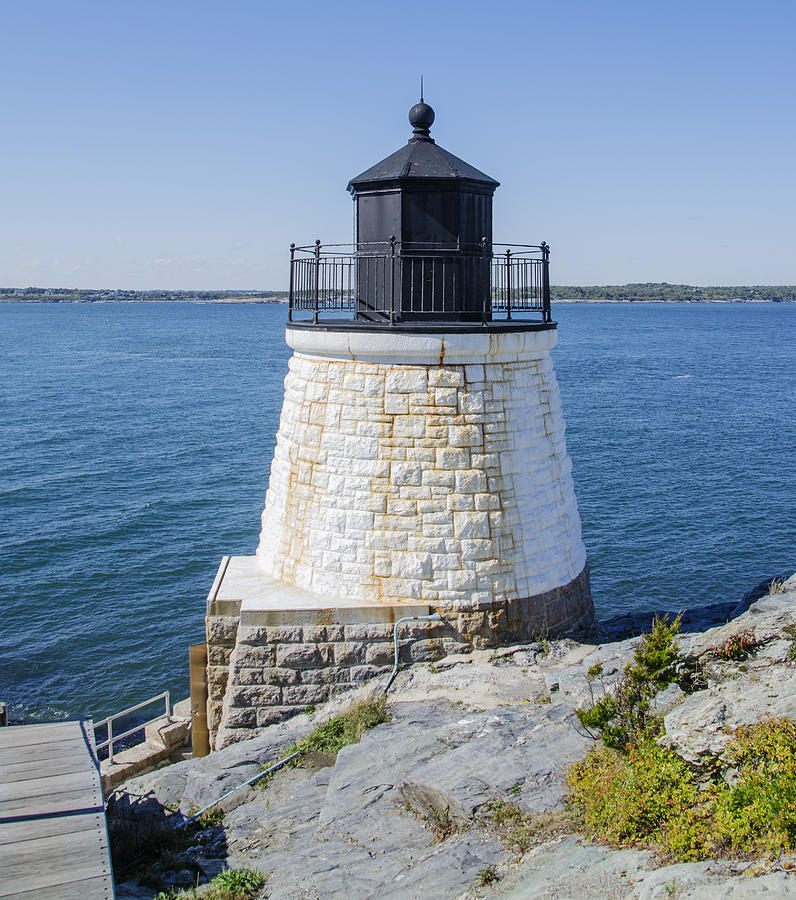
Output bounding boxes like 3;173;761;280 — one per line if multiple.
94;691;171;765
288;239;551;324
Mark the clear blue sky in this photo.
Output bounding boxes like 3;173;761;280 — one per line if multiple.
2;0;794;290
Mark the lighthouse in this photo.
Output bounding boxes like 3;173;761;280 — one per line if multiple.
203;99;592;748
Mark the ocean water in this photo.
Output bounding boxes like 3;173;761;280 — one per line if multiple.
1;302;793;723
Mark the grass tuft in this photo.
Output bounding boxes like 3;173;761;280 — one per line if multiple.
264;696;390;777
485;799;572;855
474;864;500;886
783;624;796;662
154;868;267;899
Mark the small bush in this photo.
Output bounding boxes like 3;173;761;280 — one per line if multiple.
567;741;700;850
567;717;796;861
576;614;682;750
713;629;759;661
714;717;796;855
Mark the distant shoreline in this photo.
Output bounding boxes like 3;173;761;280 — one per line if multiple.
1;284;795;305
3;299;793;306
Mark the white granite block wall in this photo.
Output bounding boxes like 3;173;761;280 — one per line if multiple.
255;329;588;615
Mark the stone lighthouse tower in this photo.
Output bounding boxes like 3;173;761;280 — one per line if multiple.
204;99;592;748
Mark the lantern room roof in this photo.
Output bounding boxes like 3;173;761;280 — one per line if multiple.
348;100;499;191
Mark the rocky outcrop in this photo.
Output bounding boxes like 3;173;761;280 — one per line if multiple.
111;574;796;899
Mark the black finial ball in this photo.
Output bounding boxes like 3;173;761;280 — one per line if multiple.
409;101;435;131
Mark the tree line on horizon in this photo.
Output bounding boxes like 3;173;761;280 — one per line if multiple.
550;283;795;302
1;284;794;303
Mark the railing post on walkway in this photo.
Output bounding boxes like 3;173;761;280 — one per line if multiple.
389;235;396;326
313;239;321;325
505;248;512;320
481;237;489;325
541;241;550;322
288;243;296;322
107;719;114;765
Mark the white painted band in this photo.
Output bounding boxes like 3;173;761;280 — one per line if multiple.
285;326;558;365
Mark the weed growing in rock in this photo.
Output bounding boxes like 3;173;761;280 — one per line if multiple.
576;614;682;750
712;629;759;661
154;867;267;899
474;864;500;886
187;805;225;827
586;662;603;680
428;805;457;841
485;799;572;855
782;624;796;662
279;696;390;769
566;717;796;861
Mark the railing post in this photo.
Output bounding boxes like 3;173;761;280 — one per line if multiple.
389;235;396;326
541;241;550;322
165;690;171;719
288;243;295;322
505;248;512;321
107;718;114;765
481;236;489;325
313;239;321;325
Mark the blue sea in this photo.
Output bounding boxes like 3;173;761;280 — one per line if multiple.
1;302;793;724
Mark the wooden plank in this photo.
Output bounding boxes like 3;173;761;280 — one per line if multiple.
0;810;105;846
0;722;86;750
2;873;114;900
0;755;97;784
0;737;88;767
0;827;112;892
0;786;103;820
0;769;99;804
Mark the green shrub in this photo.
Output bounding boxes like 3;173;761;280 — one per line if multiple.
714;717;796;855
576;614;682;750
567;741;700;849
567;717;796;861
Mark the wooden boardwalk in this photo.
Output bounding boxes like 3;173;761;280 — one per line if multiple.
0;719;114;899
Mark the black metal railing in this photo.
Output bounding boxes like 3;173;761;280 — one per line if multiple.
287;240;551;325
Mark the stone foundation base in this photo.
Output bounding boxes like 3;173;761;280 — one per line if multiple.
206;558;593;748
440;565;593;649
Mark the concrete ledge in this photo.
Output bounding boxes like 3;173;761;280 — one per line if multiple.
286;325;557;364
216;556;432;625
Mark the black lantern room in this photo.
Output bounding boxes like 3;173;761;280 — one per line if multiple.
348;100;499;323
287;99;552;329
